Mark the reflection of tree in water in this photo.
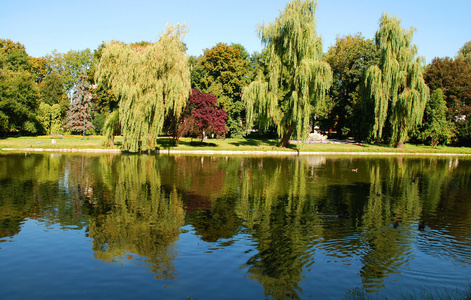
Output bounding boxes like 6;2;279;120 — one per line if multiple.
0;153;87;238
1;153;471;296
86;155;185;280
190;195;239;243
416;158;471;265
236;158;323;300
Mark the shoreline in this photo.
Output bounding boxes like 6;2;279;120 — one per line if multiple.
2;147;471;156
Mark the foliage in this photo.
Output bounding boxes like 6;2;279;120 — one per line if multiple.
87;42;119;114
454;119;471;147
95;24;191;152
39;72;69;120
0;39;30;71
92;112;106;135
102;110;120;147
361;13;429;148
188;55;205;91
242;0;332;147
424;57;471;121
0;67;40;135
325;34;379;138
44;48;97;93
66;73;94;135
457;40;471;65
188;89;227;140
37;102;63;134
415;89;455;146
197;43;250;138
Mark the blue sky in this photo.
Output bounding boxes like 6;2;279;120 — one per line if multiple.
1;0;470;64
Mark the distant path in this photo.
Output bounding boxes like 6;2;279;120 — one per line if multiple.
2;147;471;156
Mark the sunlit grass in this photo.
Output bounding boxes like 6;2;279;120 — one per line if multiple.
1;135;471;155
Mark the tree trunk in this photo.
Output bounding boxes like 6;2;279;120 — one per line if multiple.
279;122;296;148
396;140;404;149
109;135;115;147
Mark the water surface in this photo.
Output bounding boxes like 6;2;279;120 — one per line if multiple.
0;153;470;299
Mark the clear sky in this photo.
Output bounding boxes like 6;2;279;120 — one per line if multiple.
1;0;470;64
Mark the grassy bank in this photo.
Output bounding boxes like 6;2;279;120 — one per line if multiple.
1;135;471;155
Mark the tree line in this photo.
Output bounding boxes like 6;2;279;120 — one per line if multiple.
1;0;470;151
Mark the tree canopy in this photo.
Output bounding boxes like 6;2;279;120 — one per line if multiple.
325;34;379;138
95;24;191;152
424;57;471;120
242;0;332;147
415;88;454;146
193;43;250;138
44;49;96;93
361;13;429;148
457;41;471;65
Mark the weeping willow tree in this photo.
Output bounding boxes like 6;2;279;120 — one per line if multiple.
362;13;429;148
95;24;191;152
242;0;332;147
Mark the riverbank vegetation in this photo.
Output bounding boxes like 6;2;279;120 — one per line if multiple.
1;0;470;152
2;135;471;155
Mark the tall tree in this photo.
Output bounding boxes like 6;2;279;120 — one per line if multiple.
95;24;191;152
66;73;94;135
87;42;119;114
0;40;40;135
44;48;96;94
0;39;30;71
199;43;250;138
424;57;471;121
38;102;63;135
40;73;68;111
242;0;332;147
0;67;40;135
361;13;429;148
416;88;454;146
325;34;379;139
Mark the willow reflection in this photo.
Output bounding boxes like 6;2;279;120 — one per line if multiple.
87;155;185;279
1;153;470;299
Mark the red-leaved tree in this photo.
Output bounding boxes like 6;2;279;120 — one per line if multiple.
174;89;227;142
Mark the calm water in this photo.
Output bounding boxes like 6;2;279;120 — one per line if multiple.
0;153;470;299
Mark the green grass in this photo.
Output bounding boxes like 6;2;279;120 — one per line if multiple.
0;135;122;150
1;135;471;155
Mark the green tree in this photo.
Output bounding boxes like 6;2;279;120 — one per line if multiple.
87;42;119;114
242;0;332;147
44;48;96;93
361;13;429;148
325;34;379;139
66;73;94;135
0;39;30;71
95;24;191;152
199;43;250;138
457;41;471;65
416;88;454;146
39;72;69;118
1;39;41;134
102;110;119;147
424;57;471;121
38;102;63;134
0;67;40;135
424;57;471;146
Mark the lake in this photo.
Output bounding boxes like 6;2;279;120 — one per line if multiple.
0;153;470;299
